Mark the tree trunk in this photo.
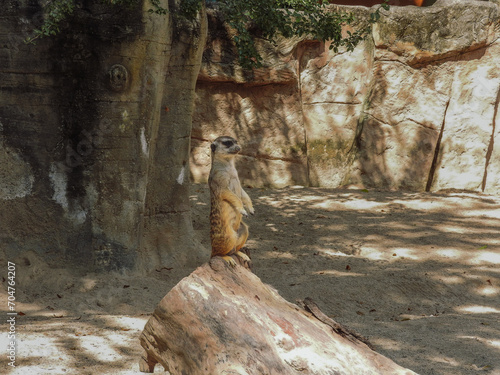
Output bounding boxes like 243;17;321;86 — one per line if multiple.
139;0;209;273
139;257;418;375
0;0;207;273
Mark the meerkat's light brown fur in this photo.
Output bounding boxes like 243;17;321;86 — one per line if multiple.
209;136;254;266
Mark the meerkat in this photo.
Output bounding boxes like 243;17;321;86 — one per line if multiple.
209;136;254;267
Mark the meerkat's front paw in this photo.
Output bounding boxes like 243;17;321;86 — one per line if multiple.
240;208;249;217
248;206;255;215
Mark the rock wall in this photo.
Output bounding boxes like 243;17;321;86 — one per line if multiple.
191;0;500;194
2;0;499;272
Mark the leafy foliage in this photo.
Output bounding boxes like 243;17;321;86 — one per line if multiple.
26;0;389;69
214;0;389;69
25;0;75;44
148;0;168;15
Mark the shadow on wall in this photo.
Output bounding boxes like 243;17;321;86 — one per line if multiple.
191;80;309;188
355;110;441;191
191;30;373;189
191;6;312;188
298;36;373;188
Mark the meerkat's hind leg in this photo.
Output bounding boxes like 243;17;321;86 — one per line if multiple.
234;250;252;270
235;251;250;263
235;220;251;269
221;255;237;267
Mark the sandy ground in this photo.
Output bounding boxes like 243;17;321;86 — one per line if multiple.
1;184;500;375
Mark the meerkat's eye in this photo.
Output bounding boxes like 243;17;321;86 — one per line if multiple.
222;140;234;147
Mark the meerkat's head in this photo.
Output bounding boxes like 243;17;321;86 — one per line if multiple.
210;136;241;159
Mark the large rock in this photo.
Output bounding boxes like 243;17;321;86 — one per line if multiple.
139;259;418;375
358;58;450;190
366;0;500;192
299;35;374;187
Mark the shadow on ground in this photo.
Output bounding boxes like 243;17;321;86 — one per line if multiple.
191;185;500;375
243;187;500;375
1;185;499;374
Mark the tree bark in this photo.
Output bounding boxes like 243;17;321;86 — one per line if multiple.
139;0;209;273
139;258;418;375
0;0;207;273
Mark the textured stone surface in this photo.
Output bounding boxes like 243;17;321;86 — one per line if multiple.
192;8;307;188
373;1;497;67
0;138;34;200
139;259;418;375
300;39;373;187
192;79;308;188
430;43;500;191
358;59;450;190
0;0;207;272
192;1;500;193
368;0;500;192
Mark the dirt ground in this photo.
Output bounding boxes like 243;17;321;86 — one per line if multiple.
1;184;500;375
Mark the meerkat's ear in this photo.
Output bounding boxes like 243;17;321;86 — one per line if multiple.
210;142;217;153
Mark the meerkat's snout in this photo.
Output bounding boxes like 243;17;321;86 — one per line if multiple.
229;144;241;154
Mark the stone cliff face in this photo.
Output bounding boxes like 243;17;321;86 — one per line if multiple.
191;0;500;194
